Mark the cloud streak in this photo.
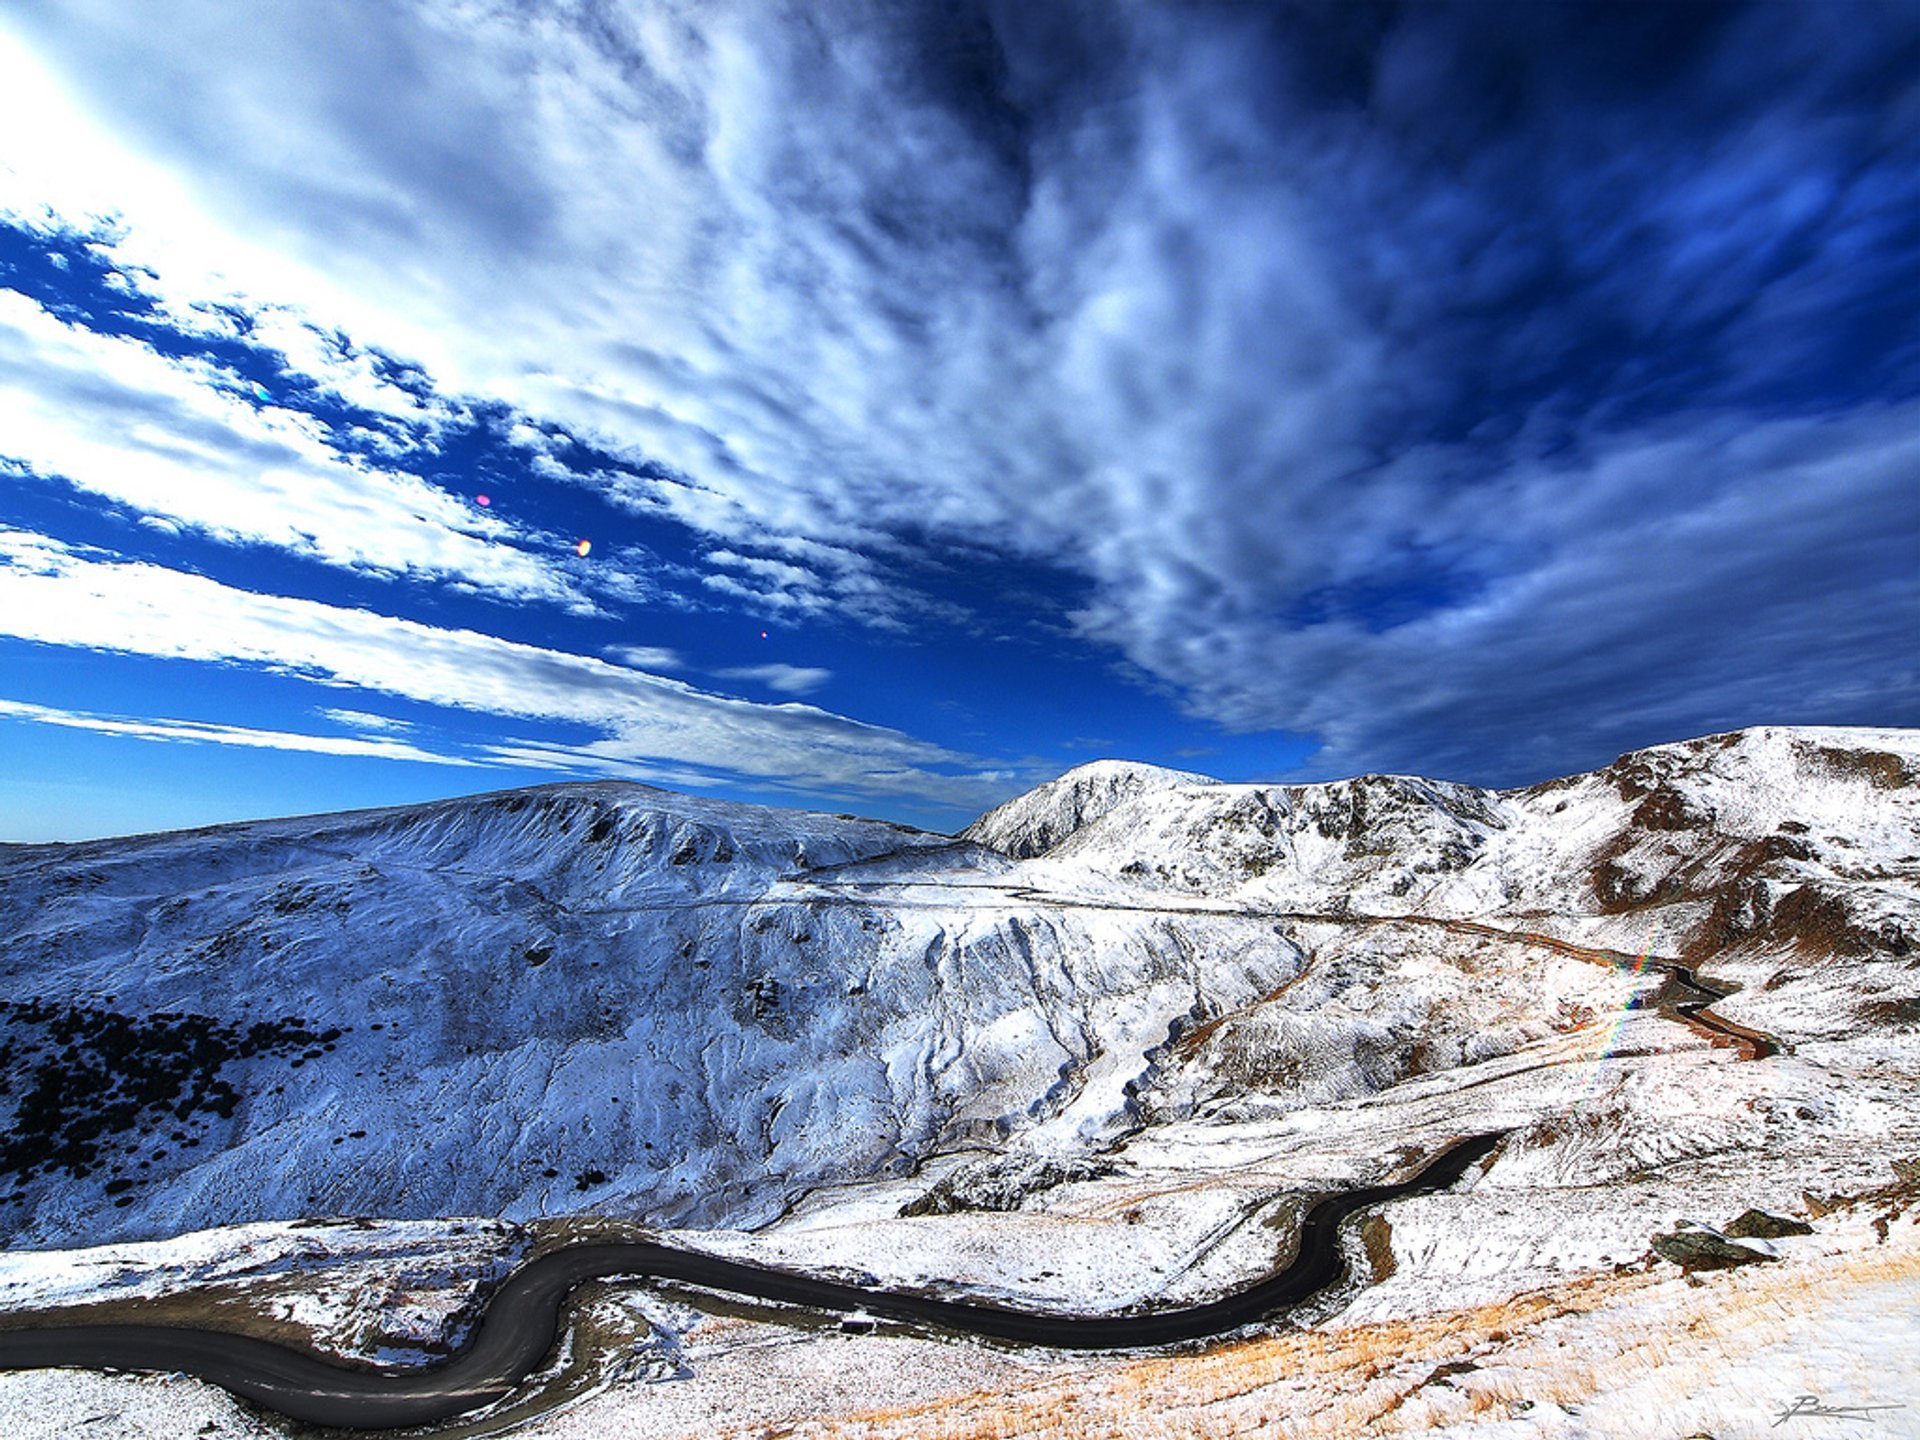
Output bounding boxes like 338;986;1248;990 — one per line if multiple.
0;287;585;606
0;529;1013;807
715;664;833;696
0;697;474;767
604;644;687;672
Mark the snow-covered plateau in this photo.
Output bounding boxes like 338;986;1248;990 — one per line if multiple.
1;724;1916;1437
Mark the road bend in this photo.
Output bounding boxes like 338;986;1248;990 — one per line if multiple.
0;1132;1506;1430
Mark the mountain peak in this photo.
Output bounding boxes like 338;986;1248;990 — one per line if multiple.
962;759;1220;858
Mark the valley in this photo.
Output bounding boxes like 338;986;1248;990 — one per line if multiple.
0;724;1915;1437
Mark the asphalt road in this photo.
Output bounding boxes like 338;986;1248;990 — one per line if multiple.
0;1131;1507;1430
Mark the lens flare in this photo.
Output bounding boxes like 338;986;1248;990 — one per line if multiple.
1565;919;1663;1122
475;494;490;507
576;539;592;557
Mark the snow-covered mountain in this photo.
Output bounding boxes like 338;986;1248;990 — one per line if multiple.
0;781;1297;1244
1;726;1915;1252
961;759;1220;858
1021;726;1917;946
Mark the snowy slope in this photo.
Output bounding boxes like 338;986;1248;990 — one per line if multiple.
1;727;1914;1257
961;759;1219;859
1014;727;1920;938
0;783;1308;1244
3;727;1919;1440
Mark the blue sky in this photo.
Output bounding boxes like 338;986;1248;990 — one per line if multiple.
1;0;1916;842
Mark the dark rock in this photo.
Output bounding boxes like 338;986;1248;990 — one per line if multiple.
1724;1208;1813;1239
901;1154;1116;1216
1632;786;1712;831
1652;1224;1780;1271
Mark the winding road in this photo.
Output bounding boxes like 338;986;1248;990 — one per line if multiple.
0;1131;1506;1431
0;893;1779;1430
1415;917;1781;1060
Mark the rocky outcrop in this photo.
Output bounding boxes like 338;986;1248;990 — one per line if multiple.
1652;1220;1783;1270
899;1154;1116;1216
1724;1208;1814;1240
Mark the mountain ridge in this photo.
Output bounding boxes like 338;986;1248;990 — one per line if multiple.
0;724;1913;1249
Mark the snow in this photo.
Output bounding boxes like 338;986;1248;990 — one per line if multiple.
962;758;1220;859
0;1369;273;1440
13;1181;1913;1440
0;724;1916;1437
0;1216;527;1363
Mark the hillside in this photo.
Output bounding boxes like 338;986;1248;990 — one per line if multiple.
0;726;1911;1250
0;726;1917;1436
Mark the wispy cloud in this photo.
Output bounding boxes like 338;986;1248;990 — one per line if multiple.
0;288;584;606
316;707;415;734
604;644;686;672
0;696;471;766
715;664;832;697
0;529;1011;806
2;1;1914;784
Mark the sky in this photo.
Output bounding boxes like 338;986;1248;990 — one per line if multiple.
0;0;1916;842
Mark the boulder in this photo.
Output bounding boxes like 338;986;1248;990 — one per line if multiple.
1652;1222;1781;1271
1724;1208;1813;1240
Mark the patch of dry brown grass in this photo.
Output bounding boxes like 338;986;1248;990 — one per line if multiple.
737;1226;1920;1440
728;1275;1632;1440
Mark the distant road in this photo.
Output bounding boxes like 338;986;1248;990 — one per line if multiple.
0;1132;1506;1430
1419;917;1781;1060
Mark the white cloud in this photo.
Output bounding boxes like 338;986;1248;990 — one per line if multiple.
707;551;821;589
2;1;1911;779
0;6;1042;591
234;307;456;430
715;664;832;696
0;5;1363;606
316;707;414;733
604;644;686;672
701;571;830;616
1079;402;1920;783
0;529;1009;806
0;696;472;766
0;288;585;606
0;2;1431;652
